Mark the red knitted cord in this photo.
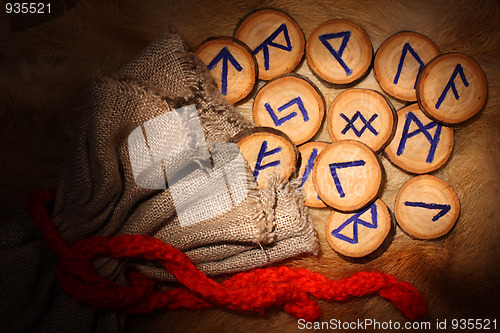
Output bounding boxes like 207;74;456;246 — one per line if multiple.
26;190;427;322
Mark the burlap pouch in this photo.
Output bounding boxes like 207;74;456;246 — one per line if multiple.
0;31;317;332
53;30;318;284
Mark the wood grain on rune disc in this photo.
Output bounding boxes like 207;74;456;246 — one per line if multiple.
313;140;382;212
417;52;488;124
395;175;460;239
374;31;440;102
327;88;396;152
384;103;454;174
234;9;305;81
196;37;257;104
306;19;373;85
236;127;298;188
298;141;329;208
253;74;325;145
326;199;391;257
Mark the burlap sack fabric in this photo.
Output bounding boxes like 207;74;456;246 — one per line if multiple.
1;31;318;332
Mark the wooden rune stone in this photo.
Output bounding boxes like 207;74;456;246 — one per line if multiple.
196;37;257;104
236;127;298;188
326;199;391;257
374;31;440;102
395;175;460;239
235;9;305;81
327;88;396;152
306;19;373;85
417;53;488;124
253;75;325;145
313;140;382;212
384;103;454;174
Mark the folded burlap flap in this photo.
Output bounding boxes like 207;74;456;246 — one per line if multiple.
52;31;318;283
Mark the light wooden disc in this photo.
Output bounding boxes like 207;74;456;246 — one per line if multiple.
312;140;382;211
326;199;391;257
417;53;488;124
374;31;440;101
253;75;325;145
306;19;373;85
196;37;257;104
236;127;298;188
298;141;329;208
327;88;396;152
395;175;460;239
234;9;305;81
384;103;454;174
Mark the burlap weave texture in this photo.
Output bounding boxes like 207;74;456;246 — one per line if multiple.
52;31;319;280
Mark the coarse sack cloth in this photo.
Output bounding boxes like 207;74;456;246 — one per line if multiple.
0;31;318;332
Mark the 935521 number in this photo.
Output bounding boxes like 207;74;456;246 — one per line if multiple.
5;2;51;14
451;319;497;330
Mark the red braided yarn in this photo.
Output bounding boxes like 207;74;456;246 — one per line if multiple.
26;190;427;322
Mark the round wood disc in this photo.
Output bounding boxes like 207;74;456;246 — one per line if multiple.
374;31;440;101
417;53;488;124
327;88;396;152
384;103;454;174
196;37;257;104
312;140;382;211
253;75;325;145
306;19;373;85
298;141;329;208
234;9;305;81
326;199;391;257
395;175;460;239
236;127;298;188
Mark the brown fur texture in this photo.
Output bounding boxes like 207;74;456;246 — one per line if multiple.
1;0;499;332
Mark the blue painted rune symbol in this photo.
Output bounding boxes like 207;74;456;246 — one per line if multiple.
435;64;469;109
207;46;243;96
396;111;442;163
253;140;282;180
331;202;378;244
329;160;366;198
340;111;378;137
300;148;318;188
404;201;451;221
300;148;322;200
393;43;425;89
318;31;352;76
265;96;309;126
253;23;292;71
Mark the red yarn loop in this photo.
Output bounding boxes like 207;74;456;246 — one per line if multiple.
26;190;427;322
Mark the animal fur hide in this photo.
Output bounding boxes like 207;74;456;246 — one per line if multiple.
0;0;498;332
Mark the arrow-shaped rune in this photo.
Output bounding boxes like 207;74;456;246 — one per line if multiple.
207;46;243;96
404;201;451;221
